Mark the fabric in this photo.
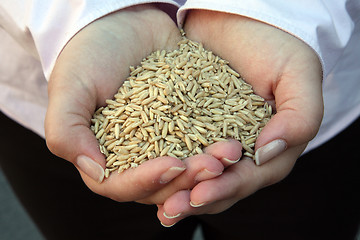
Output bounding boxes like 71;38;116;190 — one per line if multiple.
0;0;180;79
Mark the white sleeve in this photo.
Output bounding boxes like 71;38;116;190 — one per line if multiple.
177;0;360;79
0;0;179;80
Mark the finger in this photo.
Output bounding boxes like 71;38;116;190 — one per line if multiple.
159;158;259;224
162;190;191;219
188;158;257;208
84;156;186;202
254;51;323;165
137;153;224;204
158;146;303;223
182;154;224;183
189;145;304;208
204;139;242;167
160;190;234;226
157;191;190;227
45;79;107;183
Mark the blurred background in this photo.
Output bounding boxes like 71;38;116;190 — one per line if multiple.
0;167;205;240
0;167;44;240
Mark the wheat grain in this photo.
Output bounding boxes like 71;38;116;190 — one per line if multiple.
91;32;274;177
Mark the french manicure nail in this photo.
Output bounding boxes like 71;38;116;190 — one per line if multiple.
160;167;186;184
76;155;104;183
195;169;222;182
254;139;287;165
161;221;177;228
222;157;240;164
190;201;206;208
163;212;182;219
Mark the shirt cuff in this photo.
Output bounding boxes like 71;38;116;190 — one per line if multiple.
178;0;355;79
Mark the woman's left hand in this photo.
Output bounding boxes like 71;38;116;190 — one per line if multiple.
157;9;323;226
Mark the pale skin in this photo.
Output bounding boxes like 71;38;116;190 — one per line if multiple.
45;5;323;226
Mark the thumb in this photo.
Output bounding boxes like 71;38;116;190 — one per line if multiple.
254;54;324;165
45;76;106;183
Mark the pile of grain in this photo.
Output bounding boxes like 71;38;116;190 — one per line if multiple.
91;36;273;178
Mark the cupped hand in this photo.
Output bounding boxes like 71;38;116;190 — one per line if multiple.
158;9;324;226
45;5;234;203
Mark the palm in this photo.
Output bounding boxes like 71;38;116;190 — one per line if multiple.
185;10;323;168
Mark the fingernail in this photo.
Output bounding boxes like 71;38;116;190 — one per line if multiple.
222;157;240;164
163;212;182;219
161;221;177;228
76;155;104;183
190;201;206;208
160;167;186;184
255;139;287;165
195;169;222;182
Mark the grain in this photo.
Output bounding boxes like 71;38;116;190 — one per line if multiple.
91;32;273;177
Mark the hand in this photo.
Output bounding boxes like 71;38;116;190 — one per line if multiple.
45;5;234;204
157;10;323;226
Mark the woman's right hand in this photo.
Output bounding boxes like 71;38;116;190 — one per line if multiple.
45;4;233;204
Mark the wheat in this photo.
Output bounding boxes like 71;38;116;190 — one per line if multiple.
90;32;273;177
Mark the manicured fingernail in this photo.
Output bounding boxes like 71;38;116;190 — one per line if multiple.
76;155;104;183
163;212;182;219
195;169;222;182
190;201;206;208
222;157;240;164
161;221;177;228
160;167;186;184
255;139;287;165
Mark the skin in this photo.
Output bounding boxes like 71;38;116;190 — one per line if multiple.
157;10;323;226
45;5;323;227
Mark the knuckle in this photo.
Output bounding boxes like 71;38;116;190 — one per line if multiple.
45;129;66;159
